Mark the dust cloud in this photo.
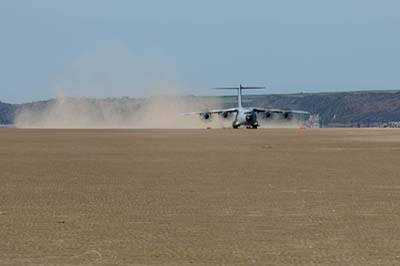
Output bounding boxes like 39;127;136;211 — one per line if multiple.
13;44;305;129
14;44;230;129
14;96;230;129
14;98;306;129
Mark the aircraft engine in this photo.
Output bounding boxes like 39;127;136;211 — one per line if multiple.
265;112;272;119
201;112;211;121
283;112;291;119
221;111;230;119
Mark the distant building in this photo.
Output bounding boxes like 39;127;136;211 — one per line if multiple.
381;122;400;128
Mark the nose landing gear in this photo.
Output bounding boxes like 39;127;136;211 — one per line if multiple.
245;122;258;129
232;121;259;129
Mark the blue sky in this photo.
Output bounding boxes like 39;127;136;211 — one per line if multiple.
1;0;399;103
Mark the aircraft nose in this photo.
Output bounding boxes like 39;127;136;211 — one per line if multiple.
246;114;254;122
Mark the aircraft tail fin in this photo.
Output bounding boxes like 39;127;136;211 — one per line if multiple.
212;85;265;108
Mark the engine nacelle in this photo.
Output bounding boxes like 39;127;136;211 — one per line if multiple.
201;112;211;120
265;112;272;118
221;111;230;119
283;112;290;119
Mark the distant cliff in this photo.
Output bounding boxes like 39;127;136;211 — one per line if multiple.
0;101;17;125
241;90;400;127
1;90;400;127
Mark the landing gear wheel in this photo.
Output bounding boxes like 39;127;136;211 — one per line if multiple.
232;121;240;129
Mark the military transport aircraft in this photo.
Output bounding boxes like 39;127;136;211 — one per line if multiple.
183;85;310;129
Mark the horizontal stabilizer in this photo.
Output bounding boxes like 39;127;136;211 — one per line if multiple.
212;86;265;90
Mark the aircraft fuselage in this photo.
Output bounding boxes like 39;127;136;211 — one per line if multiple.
233;108;259;128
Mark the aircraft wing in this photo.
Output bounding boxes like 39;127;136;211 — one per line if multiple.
181;107;238;116
253;108;310;115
